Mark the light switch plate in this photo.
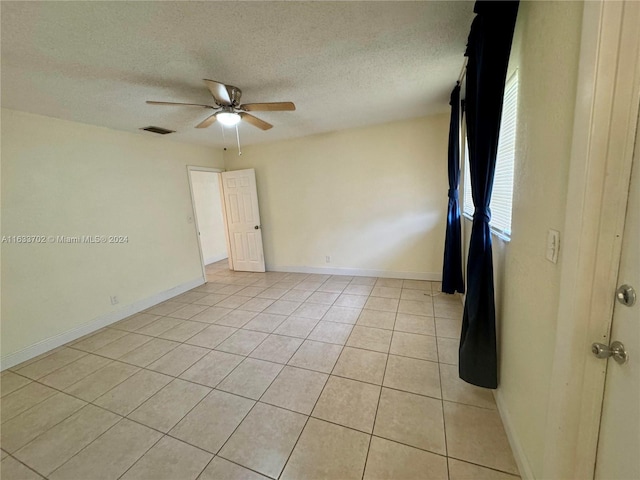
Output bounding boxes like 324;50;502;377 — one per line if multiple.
546;229;560;264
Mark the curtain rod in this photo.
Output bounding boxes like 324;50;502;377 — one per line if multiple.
457;57;468;85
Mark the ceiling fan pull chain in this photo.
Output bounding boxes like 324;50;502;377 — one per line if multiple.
235;124;242;156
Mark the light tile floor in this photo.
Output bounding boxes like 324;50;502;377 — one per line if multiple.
1;261;520;480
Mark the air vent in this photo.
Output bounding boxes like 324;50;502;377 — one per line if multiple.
140;126;175;135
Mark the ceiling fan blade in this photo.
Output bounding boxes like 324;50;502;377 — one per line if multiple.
240;113;273;130
195;113;218;129
146;100;214;108
240;102;296;112
203;79;232;105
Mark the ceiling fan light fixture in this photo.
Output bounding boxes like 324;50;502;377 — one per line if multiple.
217;112;241;126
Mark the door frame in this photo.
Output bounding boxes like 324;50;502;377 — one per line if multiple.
542;1;640;479
186;166;230;279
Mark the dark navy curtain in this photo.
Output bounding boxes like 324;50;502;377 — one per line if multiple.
459;0;519;389
442;84;465;295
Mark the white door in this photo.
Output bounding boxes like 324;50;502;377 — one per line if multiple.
221;169;266;272
594;123;639;479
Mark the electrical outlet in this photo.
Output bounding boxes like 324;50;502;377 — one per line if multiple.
325;255;331;263
546;230;560;264
110;295;119;305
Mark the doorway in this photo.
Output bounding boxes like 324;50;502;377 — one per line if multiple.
187;167;230;278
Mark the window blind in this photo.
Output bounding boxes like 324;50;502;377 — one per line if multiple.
463;71;518;238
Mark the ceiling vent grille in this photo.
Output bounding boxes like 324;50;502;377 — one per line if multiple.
140;126;175;135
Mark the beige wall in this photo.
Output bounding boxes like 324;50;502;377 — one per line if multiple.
462;2;584;477
190;171;228;265
1;109;223;362
224;114;450;278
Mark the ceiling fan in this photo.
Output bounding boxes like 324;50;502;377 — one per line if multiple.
146;79;295;131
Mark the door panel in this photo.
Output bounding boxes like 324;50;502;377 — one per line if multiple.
595;120;639;479
221;169;265;272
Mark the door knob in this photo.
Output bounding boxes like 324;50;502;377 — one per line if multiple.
254;225;260;230
591;341;629;364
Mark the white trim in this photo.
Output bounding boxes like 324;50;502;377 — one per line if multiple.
494;390;534;480
0;276;205;371
543;1;640;478
266;264;442;281
204;253;228;265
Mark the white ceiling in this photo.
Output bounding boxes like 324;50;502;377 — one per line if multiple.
1;1;473;148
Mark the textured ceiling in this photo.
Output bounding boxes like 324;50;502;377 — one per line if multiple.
1;1;473;148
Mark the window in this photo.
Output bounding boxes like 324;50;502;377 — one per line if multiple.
463;71;518;240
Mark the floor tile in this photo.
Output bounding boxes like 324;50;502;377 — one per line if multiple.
215;295;252;309
334;293;369;309
147;344;209;377
192;293;229;306
306;291;339;305
356;309;396;330
264;300;301;316
403;280;431;291
281;289;313;302
173;291;208;304
170;390;254;454
128;378;210;433
364;296;399;312
219;403;306;479
398;299;433;317
383;355;441;398
94;369;172;416
191;306;234;323
343;284;373;296
213;309;258;328
237;297;275;312
237;286;267;297
439;363;496;409
444;401;518;474
308;321;353;345
179;350;244;388
65;361;140;402
435;316;463;339
70;329;128;352
216;358;283;400
185;324;237;349
437;337;459;365
0;372;32;397
288;340;343;373
137;317;185;337
218;284;246;295
1;382;58;424
198;456;270;480
249;335;303;364
434;300;464;319
312;376;380;433
15;348;87;380
0;456;44;479
374;388;445;454
119;338;179;367
322;306;361;324
94;334;153;360
447;458;521;480
349;276;377;286
294;280;324;291
317;281;348;294
158;320;208;342
120;436;212;480
39;354;112;390
394;313;436;336
14;405;120;476
257;287;290;300
113;314;159;333
261;366;328;415
376;278;403;288
166;303;208;320
347;326;392;353
332;347;387;385
390;331;438;361
243;312;287;333
293;302;331;320
371;286;402;299
215;330;268;356
400;288;434;301
274;316;319;338
364;436;448;480
280;418;369;480
145;301;184;316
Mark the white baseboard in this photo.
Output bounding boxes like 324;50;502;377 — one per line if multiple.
205;253;228;265
494;389;534;480
1;276;205;371
266;264;442;281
